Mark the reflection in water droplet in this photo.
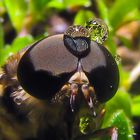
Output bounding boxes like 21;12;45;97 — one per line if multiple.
85;18;109;44
114;54;121;65
64;25;90;38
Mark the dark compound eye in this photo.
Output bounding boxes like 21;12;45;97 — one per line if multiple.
17;21;119;103
81;41;119;102
63;25;91;58
17;34;78;99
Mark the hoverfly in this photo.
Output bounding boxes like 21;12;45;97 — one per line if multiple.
0;19;119;140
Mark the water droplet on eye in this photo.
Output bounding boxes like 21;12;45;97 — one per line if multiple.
114;54;121;65
85;18;109;44
64;25;90;38
64;25;91;58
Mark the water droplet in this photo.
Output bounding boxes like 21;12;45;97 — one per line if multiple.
110;85;113;88
63;32;90;58
85;18;109;44
64;25;90;38
114;54;121;64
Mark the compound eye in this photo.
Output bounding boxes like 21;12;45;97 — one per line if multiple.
63;25;91;58
81;41;119;102
17;35;78;100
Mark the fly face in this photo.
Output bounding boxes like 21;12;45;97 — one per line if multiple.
59;62;97;114
0;19;119;140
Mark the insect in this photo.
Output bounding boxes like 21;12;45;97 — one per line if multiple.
0;19;119;140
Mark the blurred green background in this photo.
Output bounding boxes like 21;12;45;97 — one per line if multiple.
0;0;140;140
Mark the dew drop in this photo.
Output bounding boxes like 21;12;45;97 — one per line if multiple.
64;25;90;58
93;111;97;117
114;54;121;65
64;25;90;38
85;18;109;44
